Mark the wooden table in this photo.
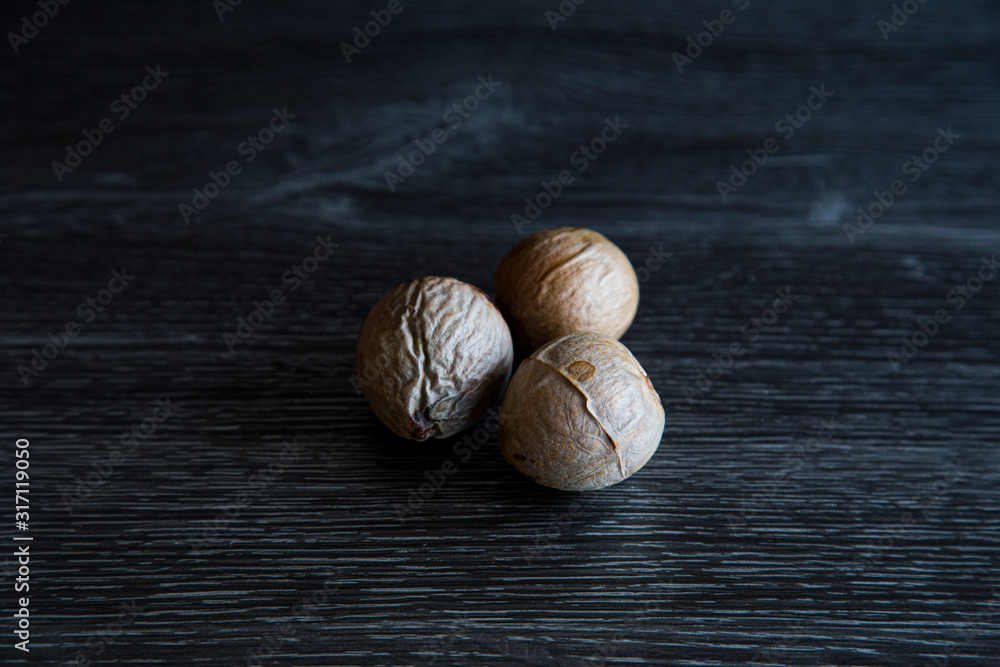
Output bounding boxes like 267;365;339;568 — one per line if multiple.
2;1;998;665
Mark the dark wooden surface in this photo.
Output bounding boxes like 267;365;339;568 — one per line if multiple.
2;1;999;665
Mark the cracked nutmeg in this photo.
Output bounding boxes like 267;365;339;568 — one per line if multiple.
499;332;664;490
356;276;514;441
494;227;640;352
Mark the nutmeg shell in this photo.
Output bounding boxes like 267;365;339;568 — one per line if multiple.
498;332;664;490
494;227;639;351
356;276;514;441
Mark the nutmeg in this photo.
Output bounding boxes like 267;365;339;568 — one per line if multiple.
494;227;639;351
498;332;664;490
356;276;513;441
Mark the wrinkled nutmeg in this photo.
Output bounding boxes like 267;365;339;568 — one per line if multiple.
499;332;664;491
494;227;639;351
356;276;513;441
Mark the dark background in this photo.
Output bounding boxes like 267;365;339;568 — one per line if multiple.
2;1;999;665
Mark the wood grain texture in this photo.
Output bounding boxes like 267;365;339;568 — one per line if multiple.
1;1;999;665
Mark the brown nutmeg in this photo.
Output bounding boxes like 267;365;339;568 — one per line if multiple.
356;276;513;441
498;332;664;491
494;227;639;351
